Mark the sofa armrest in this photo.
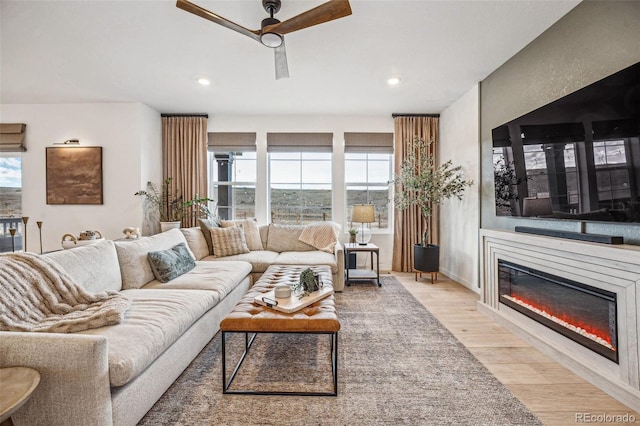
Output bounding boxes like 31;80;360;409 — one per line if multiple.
0;332;113;426
333;241;345;292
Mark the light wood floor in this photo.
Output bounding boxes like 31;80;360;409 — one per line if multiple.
390;271;640;426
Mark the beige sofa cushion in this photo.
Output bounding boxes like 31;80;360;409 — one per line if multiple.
114;229;192;290
46;240;122;293
265;224;315;252
274;251;338;274
204;250;279;274
76;288;218;386
221;219;262;251
143;261;252;302
210;226;249;257
180;227;209;260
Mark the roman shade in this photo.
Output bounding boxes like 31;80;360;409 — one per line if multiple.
344;132;394;153
267;133;333;152
0;123;26;152
208;132;257;152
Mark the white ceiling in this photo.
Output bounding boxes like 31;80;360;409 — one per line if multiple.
0;0;580;116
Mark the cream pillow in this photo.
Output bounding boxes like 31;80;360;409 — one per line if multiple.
210;226;249;257
221;219;263;251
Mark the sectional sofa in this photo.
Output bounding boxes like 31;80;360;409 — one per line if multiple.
0;223;343;426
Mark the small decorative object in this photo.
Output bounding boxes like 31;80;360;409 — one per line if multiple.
21;216;29;252
348;228;357;244
36;221;43;254
61;230;104;249
292;268;321;299
274;285;291;299
9;228;16;252
122;227;141;239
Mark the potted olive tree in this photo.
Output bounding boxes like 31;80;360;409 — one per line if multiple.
393;137;473;274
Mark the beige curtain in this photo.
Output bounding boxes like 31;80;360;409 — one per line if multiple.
392;115;439;272
162;115;208;227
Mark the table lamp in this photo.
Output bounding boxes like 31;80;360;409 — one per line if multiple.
351;204;375;245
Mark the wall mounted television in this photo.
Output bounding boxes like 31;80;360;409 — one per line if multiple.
492;61;640;223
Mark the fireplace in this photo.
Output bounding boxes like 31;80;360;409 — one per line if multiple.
498;260;618;363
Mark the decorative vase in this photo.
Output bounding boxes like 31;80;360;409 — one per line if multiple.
413;244;439;273
160;221;181;232
349;234;356;244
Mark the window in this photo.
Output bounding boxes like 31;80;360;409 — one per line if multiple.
0;154;23;252
207;132;257;220
593;139;632;207
267;133;333;225
269;152;332;225
523;143;578;211
344;132;394;230
345;153;392;230
208;152;256;220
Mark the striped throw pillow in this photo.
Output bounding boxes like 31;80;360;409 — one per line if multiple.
210;226;249;257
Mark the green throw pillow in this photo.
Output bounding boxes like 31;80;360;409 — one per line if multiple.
147;243;196;283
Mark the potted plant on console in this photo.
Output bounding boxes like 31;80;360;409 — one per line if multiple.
136;177;214;232
393;137;472;278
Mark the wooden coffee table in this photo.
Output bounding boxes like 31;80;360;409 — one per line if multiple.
0;367;40;426
220;265;340;396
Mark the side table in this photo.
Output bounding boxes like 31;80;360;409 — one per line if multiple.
0;367;40;426
344;243;380;287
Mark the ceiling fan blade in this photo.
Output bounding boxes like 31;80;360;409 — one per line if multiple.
274;42;289;80
264;0;352;35
176;0;260;42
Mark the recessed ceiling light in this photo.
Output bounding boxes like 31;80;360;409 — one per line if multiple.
197;77;211;86
387;77;400;86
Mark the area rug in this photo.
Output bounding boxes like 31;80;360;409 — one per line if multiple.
139;276;541;425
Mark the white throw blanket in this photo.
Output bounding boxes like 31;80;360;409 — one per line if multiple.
0;252;131;333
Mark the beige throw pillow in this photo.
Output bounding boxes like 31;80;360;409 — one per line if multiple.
265;224;315;252
210;226;249;257
221;219;263;251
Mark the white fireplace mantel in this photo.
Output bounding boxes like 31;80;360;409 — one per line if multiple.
479;228;640;410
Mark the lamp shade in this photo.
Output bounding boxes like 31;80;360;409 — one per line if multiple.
351;204;375;223
522;197;552;217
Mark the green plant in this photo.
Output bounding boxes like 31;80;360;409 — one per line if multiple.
135;177;214;222
494;157;529;214
348;228;357;236
392;137;473;246
291;268;320;299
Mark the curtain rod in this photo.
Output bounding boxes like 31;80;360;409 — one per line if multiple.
391;113;440;118
160;113;209;118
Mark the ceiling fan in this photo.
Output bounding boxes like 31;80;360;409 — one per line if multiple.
176;0;352;80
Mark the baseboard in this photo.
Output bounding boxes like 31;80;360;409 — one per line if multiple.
514;226;624;244
439;267;479;294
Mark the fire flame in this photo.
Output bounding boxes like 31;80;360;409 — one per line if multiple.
503;294;615;352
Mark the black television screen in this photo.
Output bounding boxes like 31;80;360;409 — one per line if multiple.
492;61;640;223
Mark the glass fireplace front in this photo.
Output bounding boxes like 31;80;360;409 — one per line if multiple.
498;260;618;363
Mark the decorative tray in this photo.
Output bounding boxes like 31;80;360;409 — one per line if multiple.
254;286;334;313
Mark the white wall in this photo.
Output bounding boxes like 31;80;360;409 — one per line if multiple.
0;103;161;252
210;114;395;270
439;85;480;292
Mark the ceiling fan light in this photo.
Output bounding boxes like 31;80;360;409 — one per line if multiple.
260;32;283;48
